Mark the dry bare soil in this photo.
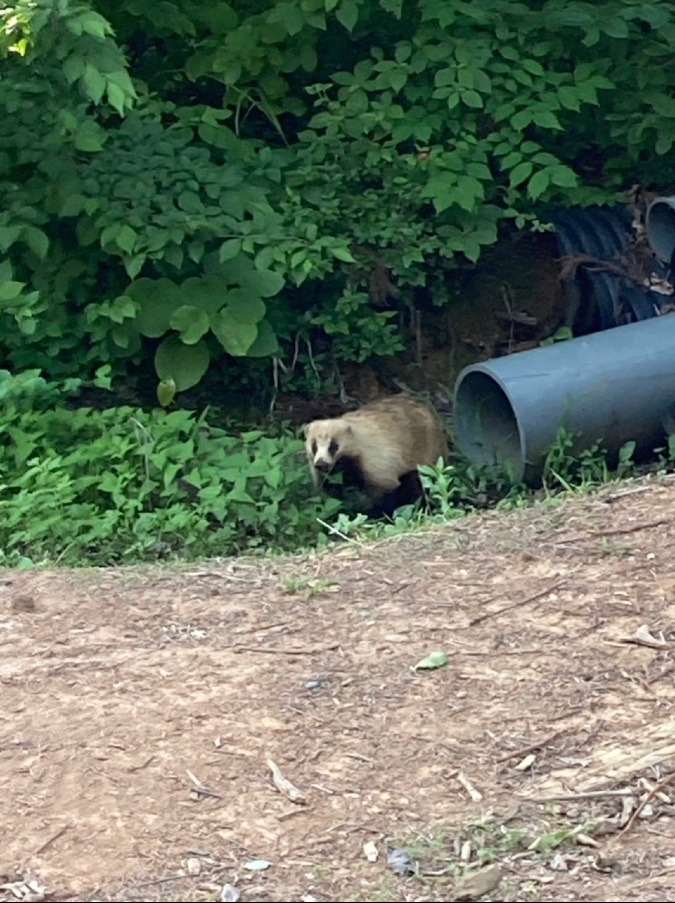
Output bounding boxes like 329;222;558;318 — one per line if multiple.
3;475;675;903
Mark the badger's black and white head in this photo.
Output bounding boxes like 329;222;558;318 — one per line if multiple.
303;419;355;476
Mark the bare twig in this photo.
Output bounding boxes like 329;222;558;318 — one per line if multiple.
34;825;69;855
530;789;637;803
186;769;222;800
613;771;675;842
553;518;668;544
470;579;567;627
233;643;340;656
496;730;566;764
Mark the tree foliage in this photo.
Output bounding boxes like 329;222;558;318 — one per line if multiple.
0;0;673;395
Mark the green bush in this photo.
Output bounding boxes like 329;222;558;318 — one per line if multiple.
1;1;674;400
0;372;340;566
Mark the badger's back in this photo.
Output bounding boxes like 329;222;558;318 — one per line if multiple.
342;394;448;491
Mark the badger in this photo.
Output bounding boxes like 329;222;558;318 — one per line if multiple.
302;394;448;518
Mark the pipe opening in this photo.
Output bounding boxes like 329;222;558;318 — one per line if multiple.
646;199;675;262
454;371;524;480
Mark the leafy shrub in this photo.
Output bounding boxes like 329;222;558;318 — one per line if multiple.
1;1;675;401
0;372;340;566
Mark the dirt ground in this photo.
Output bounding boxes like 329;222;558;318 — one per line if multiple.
2;475;675;903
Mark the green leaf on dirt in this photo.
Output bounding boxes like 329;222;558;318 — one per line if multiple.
412;650;448;671
528;823;587;853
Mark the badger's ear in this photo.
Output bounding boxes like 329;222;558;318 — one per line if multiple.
299;423;308;437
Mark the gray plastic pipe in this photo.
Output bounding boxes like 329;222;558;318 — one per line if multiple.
646;195;675;262
453;315;675;485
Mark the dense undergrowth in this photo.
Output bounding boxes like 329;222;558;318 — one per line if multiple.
2;371;673;568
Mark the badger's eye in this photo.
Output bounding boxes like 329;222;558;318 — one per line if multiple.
311;440;317;455
328;439;339;456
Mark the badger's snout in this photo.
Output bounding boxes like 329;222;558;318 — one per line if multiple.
313;458;332;472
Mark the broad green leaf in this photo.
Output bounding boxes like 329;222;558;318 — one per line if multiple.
83;65;106;104
178;190;202;213
533;109;562;130
550;165;578;187
602;19;629;39
154;335;210;391
528;169;551;199
116;225;137;255
74;120;107;152
268;2;305;36
220;239;242;261
224;288;266;325
245;268;284;298
510;109;532;131
461;89;483;109
181;275;231;314
332;246;356;263
0;280;24;302
435;67;456;88
107;82;127;115
244;320;279;357
509;160;533;187
170;305;210;344
558;86;581;111
651;94;675;118
335;0;358;31
0;226;21;250
78;10;112;38
128;278;183;337
22;227;49;259
211;309;258;356
61;194;86;217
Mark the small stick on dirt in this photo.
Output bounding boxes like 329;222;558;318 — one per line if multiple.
613;770;675;842
530;789;637;803
603;485;652;501
470;578;567;627
127;874;193;890
590;518;669;537
34;824;69;855
345;752;374;764
233;643;340;656
456;771;483;801
127;755;155;773
253;621;291;633
495;729;566;763
267;758;307;805
187;769;222;800
316;518;364;546
553;519;669;544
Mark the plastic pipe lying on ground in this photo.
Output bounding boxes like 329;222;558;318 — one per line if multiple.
452;315;675;485
646;195;675;263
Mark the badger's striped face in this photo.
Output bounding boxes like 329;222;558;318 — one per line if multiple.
304;421;351;473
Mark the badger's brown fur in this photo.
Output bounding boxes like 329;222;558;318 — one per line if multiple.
303;394;448;518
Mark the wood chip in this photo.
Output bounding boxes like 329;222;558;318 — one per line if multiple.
619;624;669;648
267;758;307;805
457;771;483;801
451;864;502;901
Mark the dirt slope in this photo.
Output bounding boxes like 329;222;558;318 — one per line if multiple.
2;474;675;903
